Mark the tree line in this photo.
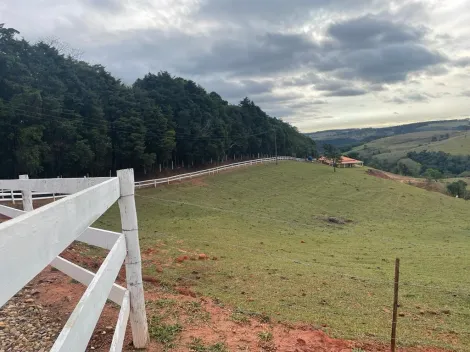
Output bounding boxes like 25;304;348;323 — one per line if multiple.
406;151;470;177
0;25;315;179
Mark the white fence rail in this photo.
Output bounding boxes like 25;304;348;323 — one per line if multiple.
0;169;149;351
135;156;293;188
0;157;295;202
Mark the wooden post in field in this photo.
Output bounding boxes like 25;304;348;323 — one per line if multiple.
391;258;400;352
19;175;33;211
117;169;149;348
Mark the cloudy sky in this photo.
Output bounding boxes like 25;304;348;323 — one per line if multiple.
2;0;470;132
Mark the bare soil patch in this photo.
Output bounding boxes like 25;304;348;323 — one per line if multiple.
0;242;452;352
366;169;447;195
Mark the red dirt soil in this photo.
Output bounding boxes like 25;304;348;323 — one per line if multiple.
16;244;447;352
366;169;446;195
0;205;449;351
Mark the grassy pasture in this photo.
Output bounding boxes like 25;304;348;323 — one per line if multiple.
426;134;470;155
352;131;470;166
97;162;470;350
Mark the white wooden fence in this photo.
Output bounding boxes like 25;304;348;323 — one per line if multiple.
0;169;149;351
0;157;295;202
135;156;293;188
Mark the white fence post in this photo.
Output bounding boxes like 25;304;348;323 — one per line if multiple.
116;169;149;348
19;175;33;211
10;189;15;204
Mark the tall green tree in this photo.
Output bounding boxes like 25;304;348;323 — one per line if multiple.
0;25;315;179
323;144;342;172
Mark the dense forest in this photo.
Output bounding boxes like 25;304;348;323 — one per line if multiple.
0;25;315;179
407;151;470;176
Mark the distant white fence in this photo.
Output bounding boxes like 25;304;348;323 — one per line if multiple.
0;157;296;202
0;170;149;351
135;156;294;189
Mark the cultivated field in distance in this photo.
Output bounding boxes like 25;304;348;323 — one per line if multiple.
97;162;470;350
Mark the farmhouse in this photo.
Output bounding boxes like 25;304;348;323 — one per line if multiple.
318;156;364;168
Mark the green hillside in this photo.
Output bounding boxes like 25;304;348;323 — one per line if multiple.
308;119;470;151
98;162;470;350
426;134;470;155
350;131;460;161
348;130;470;177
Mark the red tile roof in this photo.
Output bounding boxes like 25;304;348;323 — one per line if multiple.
340;156;362;163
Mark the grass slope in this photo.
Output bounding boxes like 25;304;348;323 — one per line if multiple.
426;134;470;155
352;131;469;166
97;162;470;350
308;119;470;150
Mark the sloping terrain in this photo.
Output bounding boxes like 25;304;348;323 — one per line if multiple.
425;134;470;155
92;162;470;351
349;131;465;165
307;119;470;151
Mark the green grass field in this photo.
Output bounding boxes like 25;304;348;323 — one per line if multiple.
426;134;470;155
351;132;470;171
97;162;470;350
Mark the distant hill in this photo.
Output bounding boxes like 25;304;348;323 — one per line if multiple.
346;129;470;177
307;119;470;151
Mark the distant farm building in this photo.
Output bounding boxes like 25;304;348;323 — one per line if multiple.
318;156;364;168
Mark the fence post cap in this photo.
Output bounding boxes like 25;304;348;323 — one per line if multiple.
117;169;135;196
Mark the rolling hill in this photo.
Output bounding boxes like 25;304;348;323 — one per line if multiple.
96;161;470;350
307;119;470;152
347;130;470;176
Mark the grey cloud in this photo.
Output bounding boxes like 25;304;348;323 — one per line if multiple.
179;14;447;87
195;0;376;25
315;81;346;91
369;84;387;91
407;93;429;102
388;92;432;104
84;0;124;13
200;79;275;102
425;65;449;76
327;15;426;49
461;90;470;97
251;92;304;104
180;32;318;77
454;57;470;67
287;100;326;109
282;72;320;87
262;106;296;118
389;97;406;104
333;43;446;83
324;88;368;97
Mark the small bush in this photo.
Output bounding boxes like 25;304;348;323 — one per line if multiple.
188;338;228;352
149;316;182;348
258;331;273;342
447;180;468;198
